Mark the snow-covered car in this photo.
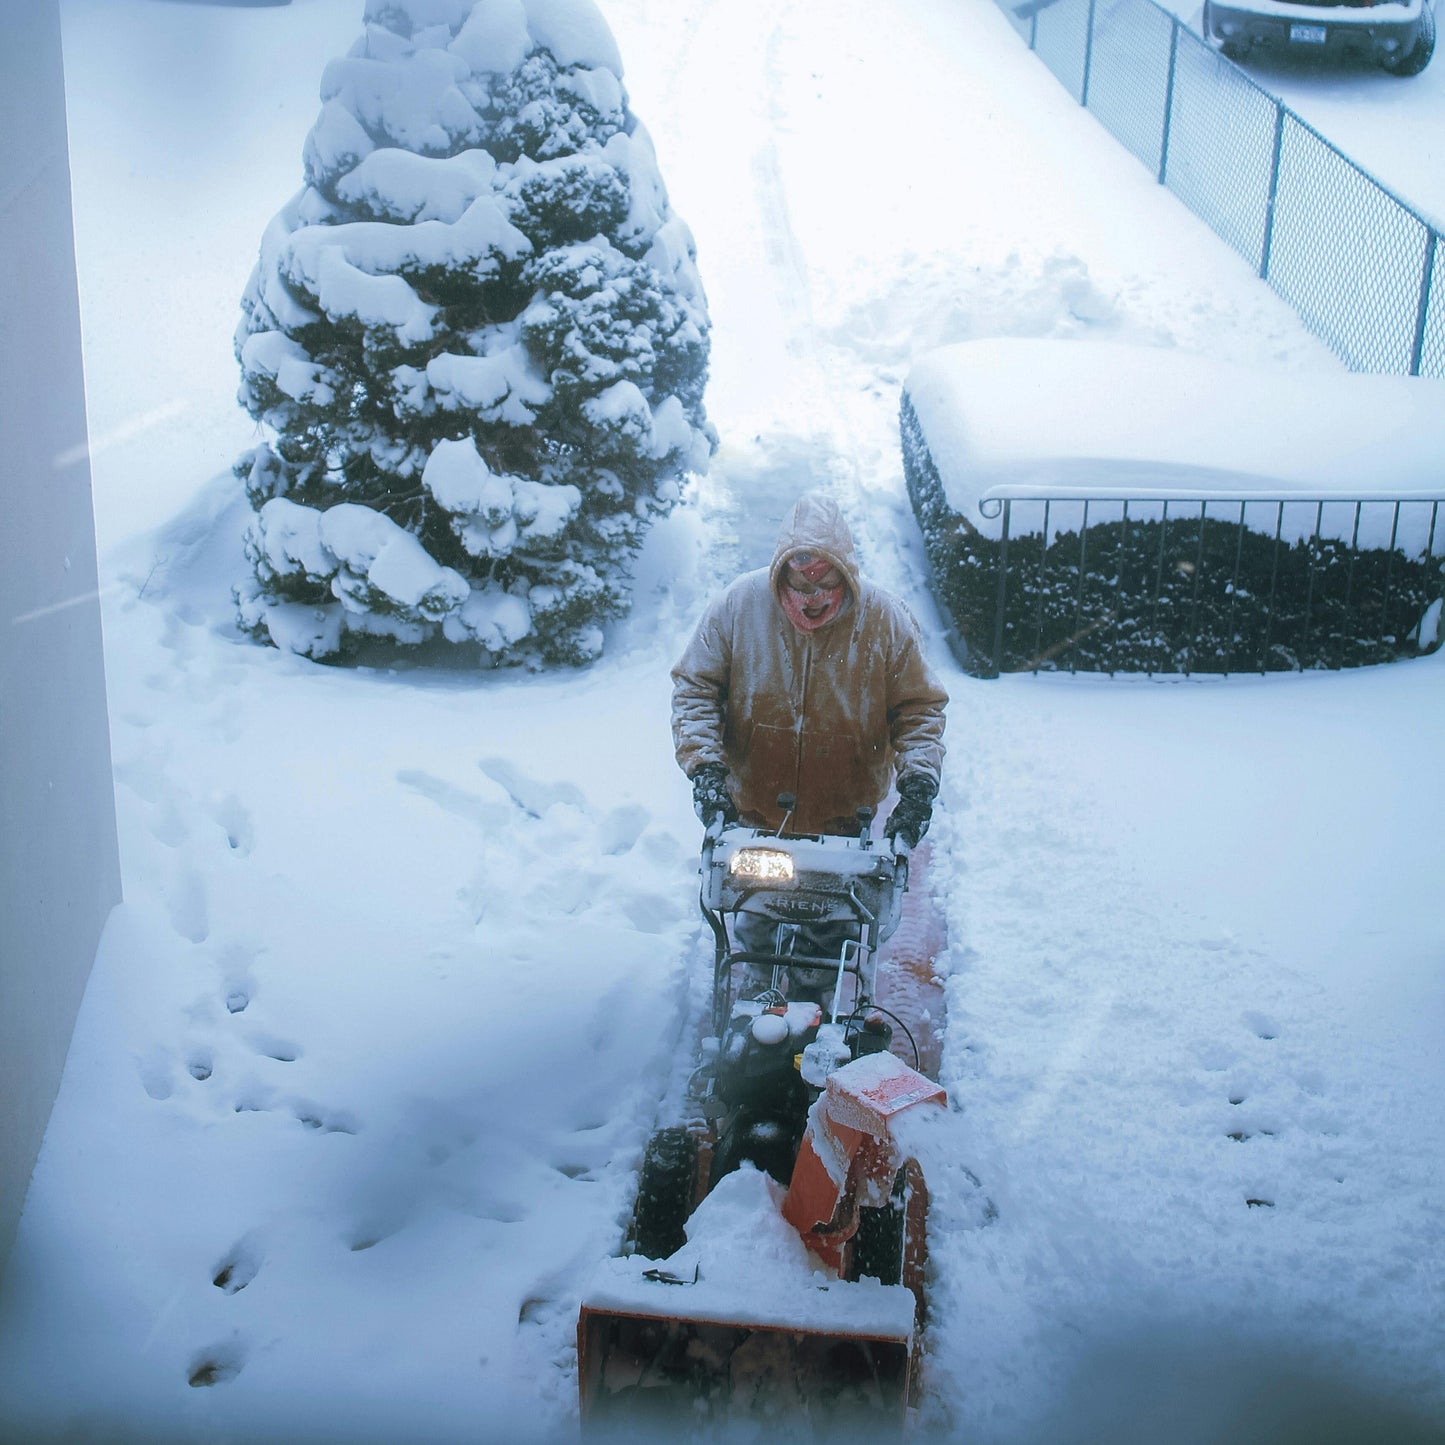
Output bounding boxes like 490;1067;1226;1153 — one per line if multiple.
1201;0;1436;73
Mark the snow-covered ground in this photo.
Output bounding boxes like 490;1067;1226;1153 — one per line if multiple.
1;0;1442;1441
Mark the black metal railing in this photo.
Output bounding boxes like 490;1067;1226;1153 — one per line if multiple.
901;397;1445;677
975;493;1443;676
994;0;1445;379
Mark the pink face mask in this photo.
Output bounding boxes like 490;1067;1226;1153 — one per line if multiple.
779;556;846;632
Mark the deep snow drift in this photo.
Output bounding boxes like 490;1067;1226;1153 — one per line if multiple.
0;0;1441;1441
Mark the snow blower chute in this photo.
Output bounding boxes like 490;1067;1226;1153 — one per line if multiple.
577;804;946;1428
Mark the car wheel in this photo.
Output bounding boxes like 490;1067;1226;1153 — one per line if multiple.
1199;0;1238;57
1383;1;1435;74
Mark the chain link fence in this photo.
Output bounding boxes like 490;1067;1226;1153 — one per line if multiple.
997;0;1443;377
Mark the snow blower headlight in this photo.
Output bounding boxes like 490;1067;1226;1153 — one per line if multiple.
729;848;795;885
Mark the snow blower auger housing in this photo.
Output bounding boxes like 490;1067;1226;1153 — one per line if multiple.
578;803;945;1431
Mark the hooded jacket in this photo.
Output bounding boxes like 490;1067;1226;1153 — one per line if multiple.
671;494;947;834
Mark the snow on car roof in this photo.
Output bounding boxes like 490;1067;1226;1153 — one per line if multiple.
904;339;1445;526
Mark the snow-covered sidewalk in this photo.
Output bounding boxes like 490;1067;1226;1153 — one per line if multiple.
924;662;1445;1440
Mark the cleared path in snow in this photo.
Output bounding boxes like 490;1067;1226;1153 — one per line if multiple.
611;0;1445;1436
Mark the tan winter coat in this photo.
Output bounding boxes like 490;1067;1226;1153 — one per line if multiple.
671;494;947;834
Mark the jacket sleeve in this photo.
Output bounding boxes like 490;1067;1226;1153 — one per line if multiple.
671;597;733;780
886;615;948;790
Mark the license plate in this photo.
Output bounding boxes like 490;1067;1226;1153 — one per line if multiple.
1290;22;1327;42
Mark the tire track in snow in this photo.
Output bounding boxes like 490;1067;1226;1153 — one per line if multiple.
754;20;816;351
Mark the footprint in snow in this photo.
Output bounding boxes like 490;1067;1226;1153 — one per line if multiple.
212;1237;263;1295
187;1341;245;1388
1242;1010;1280;1041
477;757;587;820
215;940;260;1016
1218;1075;1281;1142
396;768;512;830
209;793;254;856
231;1086;359;1135
293;1101;360;1135
247;1032;302;1064
166;866;209;945
137;1047;175;1102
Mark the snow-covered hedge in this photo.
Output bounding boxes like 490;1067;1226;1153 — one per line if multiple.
901;343;1445;676
234;0;714;665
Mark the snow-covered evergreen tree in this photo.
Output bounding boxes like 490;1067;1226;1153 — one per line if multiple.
234;0;713;664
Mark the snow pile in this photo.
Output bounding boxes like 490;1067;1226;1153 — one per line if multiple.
583;1165;916;1338
904;338;1445;542
234;0;715;667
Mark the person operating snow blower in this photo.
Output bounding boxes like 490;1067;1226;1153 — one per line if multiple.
671;490;948;880
573;496;952;1429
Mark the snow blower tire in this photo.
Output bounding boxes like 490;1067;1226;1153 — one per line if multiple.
849;1168;907;1287
629;1128;699;1260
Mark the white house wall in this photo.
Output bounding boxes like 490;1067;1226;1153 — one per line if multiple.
0;0;122;1282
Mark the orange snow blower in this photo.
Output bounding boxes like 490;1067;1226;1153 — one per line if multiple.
577;804;946;1429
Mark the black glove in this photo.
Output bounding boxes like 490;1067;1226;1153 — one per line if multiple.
885;775;937;849
691;762;738;828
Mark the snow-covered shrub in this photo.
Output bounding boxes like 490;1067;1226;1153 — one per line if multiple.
901;395;1445;676
234;0;714;665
